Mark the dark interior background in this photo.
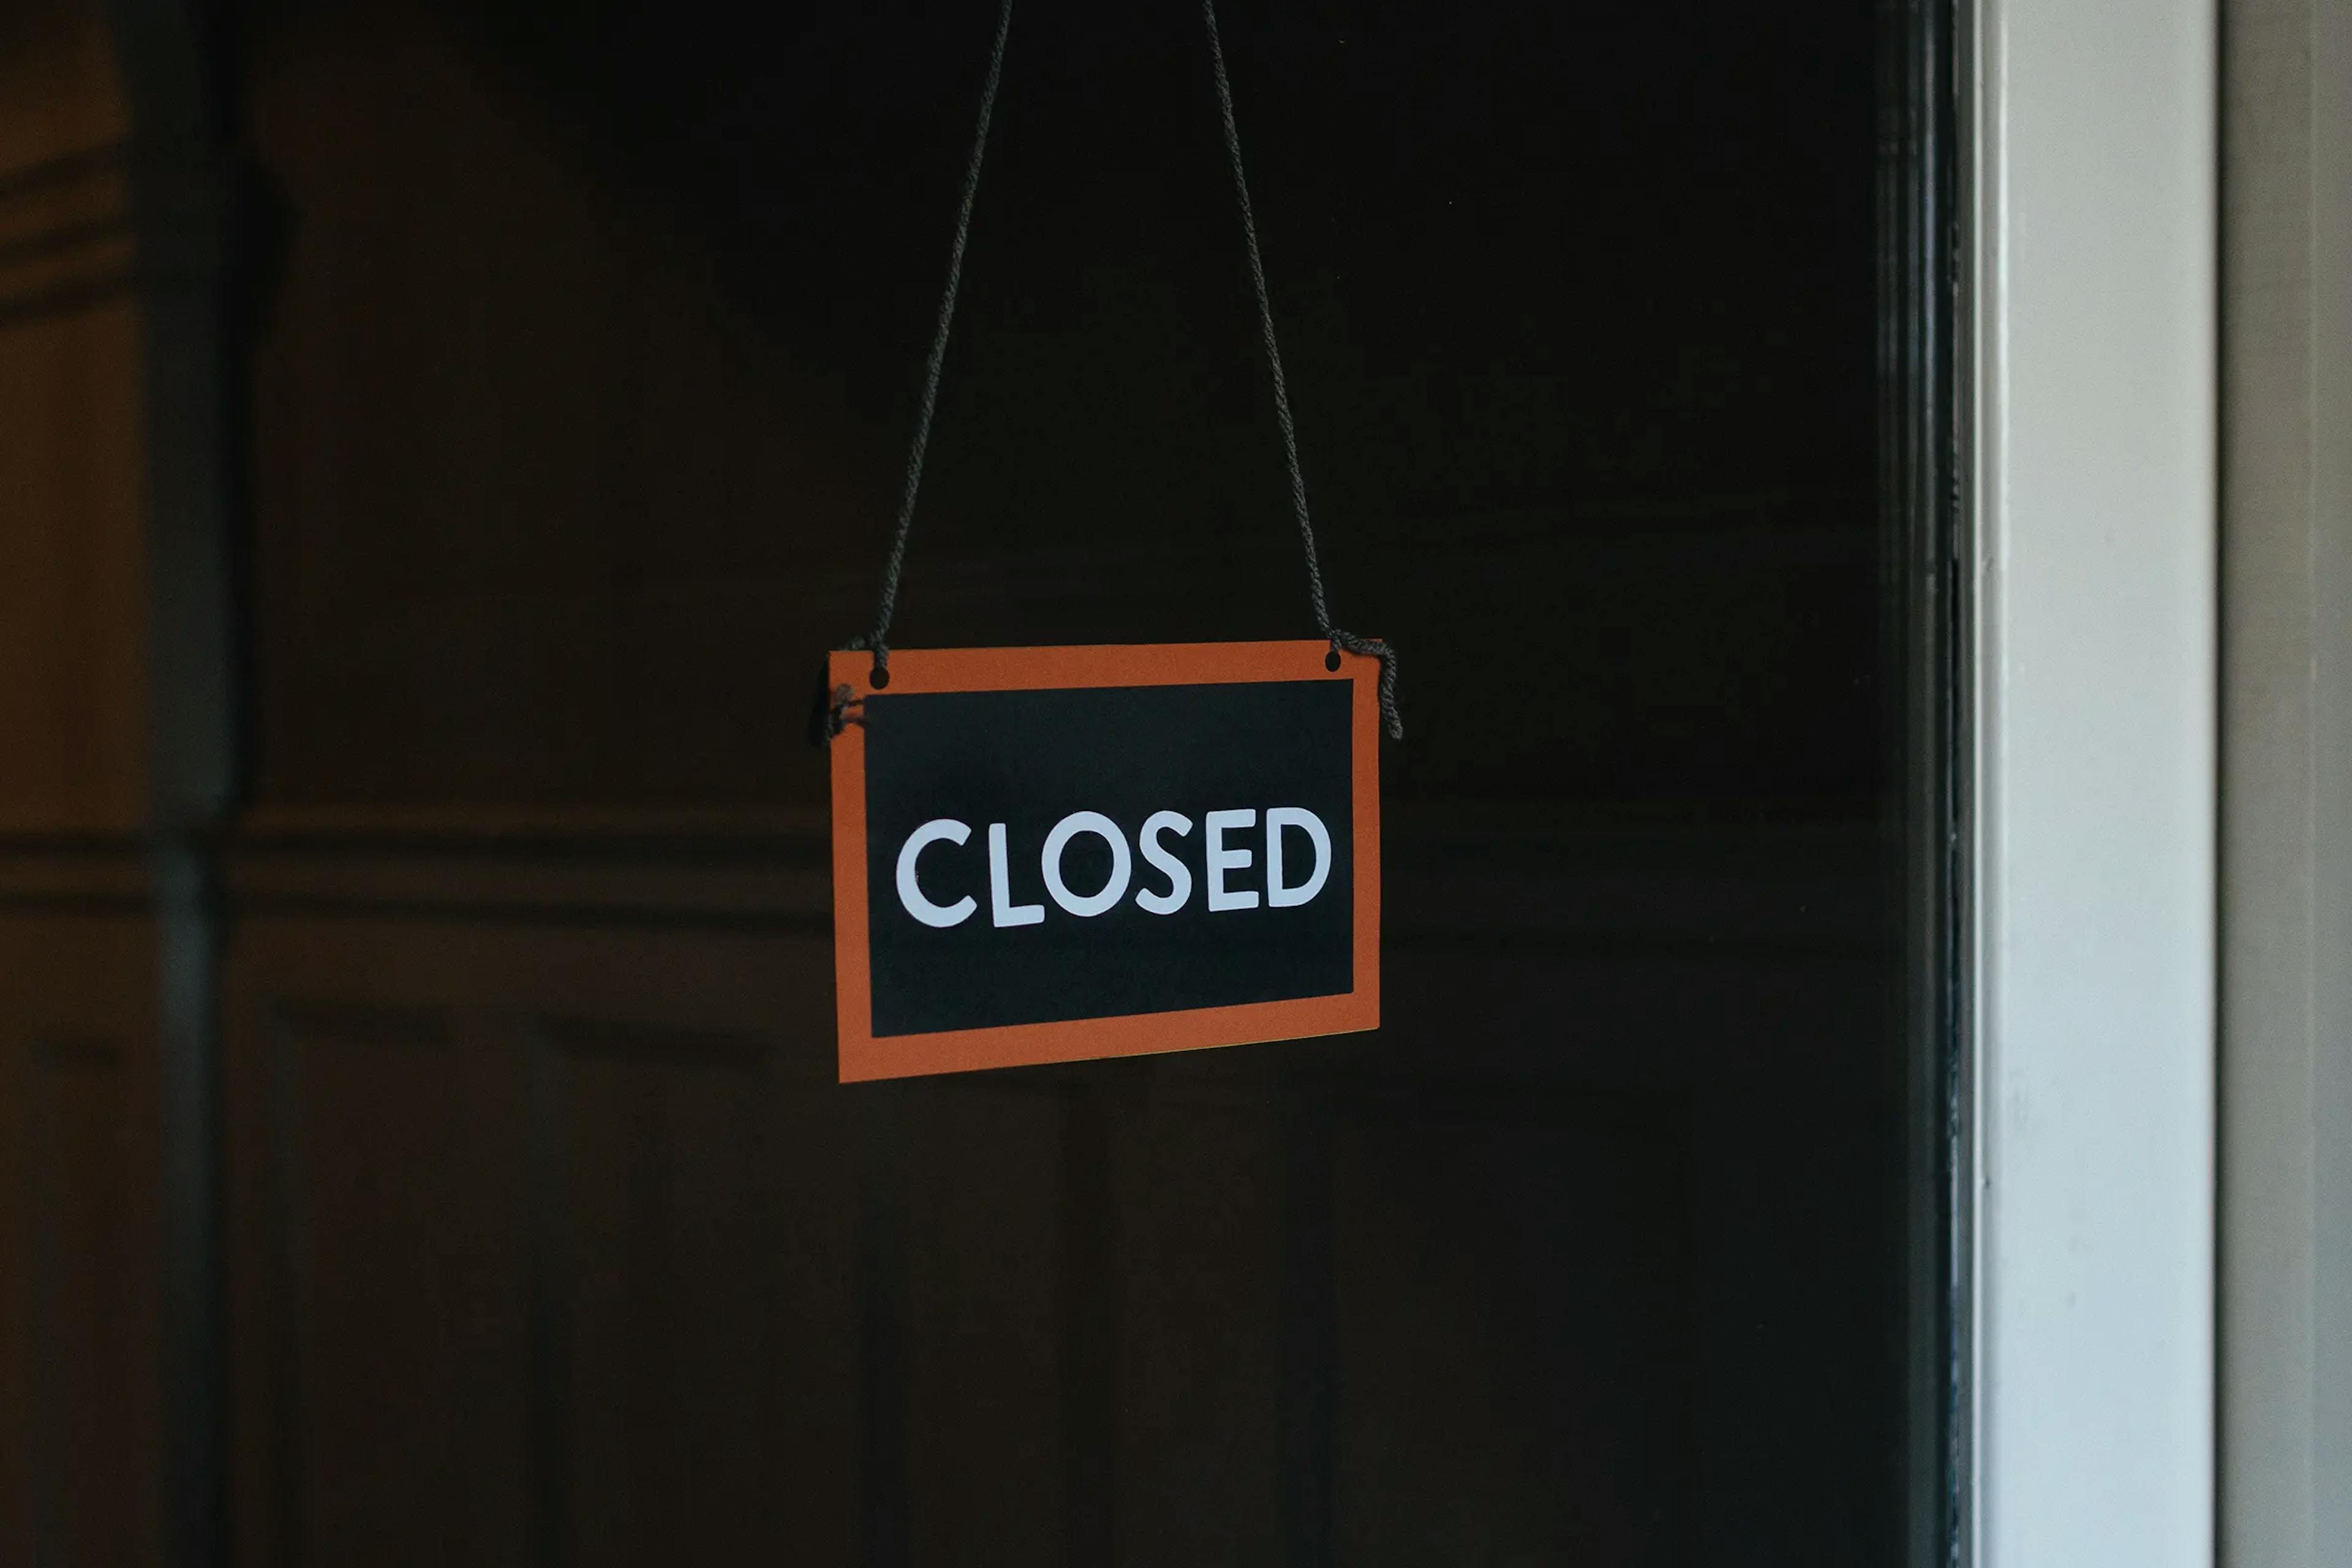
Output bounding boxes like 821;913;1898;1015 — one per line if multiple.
0;0;1912;1563
238;0;1879;815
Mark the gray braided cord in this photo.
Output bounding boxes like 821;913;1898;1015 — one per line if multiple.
860;0;1016;685
837;0;1401;744
1200;0;1402;737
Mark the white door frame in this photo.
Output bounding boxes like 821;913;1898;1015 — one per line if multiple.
1972;0;2216;1563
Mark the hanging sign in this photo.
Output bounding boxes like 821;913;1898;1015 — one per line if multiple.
821;2;1398;1083
827;641;1380;1081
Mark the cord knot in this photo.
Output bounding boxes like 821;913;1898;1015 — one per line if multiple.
1327;629;1403;739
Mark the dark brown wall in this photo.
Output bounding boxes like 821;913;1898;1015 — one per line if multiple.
237;0;1880;817
0;2;1906;1563
0;7;163;1566
243;3;883;807
199;826;1891;1568
0;5;146;831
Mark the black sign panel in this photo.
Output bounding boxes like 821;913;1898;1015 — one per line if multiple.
828;643;1379;1080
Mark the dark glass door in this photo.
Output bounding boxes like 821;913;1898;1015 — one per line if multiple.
198;0;1969;1562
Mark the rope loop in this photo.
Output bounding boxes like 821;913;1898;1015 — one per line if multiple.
847;634;888;689
829;0;1403;742
1327;630;1403;739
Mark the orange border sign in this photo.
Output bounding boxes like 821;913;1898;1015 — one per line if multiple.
828;641;1381;1082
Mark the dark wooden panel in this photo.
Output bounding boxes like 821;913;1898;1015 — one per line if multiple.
899;1081;1080;1567
756;1058;864;1567
0;1025;22;1564
548;1018;853;1567
259;1003;530;1568
0;3;144;836
0;200;145;834
1383;946;1901;1563
0;911;162;1568
1327;1091;1693;1567
208;817;1900;1564
224;918;854;1567
1106;1063;1285;1568
24;1038;149;1568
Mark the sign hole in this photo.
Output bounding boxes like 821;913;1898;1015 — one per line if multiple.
871;667;891;689
1324;649;1341;671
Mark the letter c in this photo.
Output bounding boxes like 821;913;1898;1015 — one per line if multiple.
895;819;976;928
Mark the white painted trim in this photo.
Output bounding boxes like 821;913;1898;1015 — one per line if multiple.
1973;1;2215;1563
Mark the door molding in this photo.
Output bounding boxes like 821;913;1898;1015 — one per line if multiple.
107;4;246;1565
1878;0;1972;1561
1972;1;2217;1562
